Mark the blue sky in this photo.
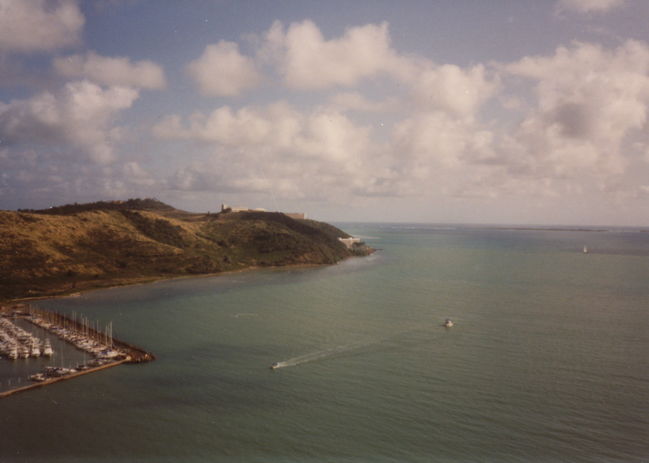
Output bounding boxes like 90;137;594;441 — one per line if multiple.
2;0;649;225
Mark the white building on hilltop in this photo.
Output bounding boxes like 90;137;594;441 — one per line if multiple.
221;204;266;213
338;237;361;249
220;204;305;219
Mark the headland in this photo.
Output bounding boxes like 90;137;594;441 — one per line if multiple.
0;198;373;302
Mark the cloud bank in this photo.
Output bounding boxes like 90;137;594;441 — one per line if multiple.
53;52;166;89
556;0;626;14
0;80;139;164
2;6;649;224
150;22;649;210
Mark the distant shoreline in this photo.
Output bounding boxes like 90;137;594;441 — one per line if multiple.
485;226;609;232
336;222;649;232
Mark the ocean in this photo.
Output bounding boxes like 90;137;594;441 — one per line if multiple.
1;224;648;462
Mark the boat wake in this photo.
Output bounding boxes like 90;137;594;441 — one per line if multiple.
270;327;436;370
271;340;374;370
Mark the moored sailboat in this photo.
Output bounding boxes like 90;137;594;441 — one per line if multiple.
31;340;41;357
18;344;29;358
7;344;18;360
43;338;53;357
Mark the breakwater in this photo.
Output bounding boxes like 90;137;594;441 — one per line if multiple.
0;359;128;398
0;303;154;398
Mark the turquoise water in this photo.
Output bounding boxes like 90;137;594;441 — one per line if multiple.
1;225;648;462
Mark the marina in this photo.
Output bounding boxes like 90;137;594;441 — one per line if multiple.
0;303;154;398
1;312;54;361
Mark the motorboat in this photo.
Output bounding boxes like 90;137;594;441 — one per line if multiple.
29;373;46;382
443;319;454;328
270;362;280;370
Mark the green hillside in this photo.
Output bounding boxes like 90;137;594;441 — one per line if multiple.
0;200;372;301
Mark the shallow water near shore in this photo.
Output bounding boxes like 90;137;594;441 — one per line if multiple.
1;224;648;462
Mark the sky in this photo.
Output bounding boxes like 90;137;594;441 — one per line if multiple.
2;0;649;225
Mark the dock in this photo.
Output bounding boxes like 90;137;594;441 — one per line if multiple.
0;359;128;398
0;303;154;398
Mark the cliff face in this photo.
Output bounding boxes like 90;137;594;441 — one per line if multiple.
0;200;370;301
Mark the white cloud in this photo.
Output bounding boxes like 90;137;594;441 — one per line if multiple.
505;40;649;181
187;41;262;97
262;20;400;90
328;92;398;113
0;0;84;52
154;103;299;148
392;112;477;169
385;110;511;201
153;101;409;199
161;19;501;201
154;101;374;162
407;63;499;117
152;27;649;211
123;161;156;186
555;0;626;14
153;98;507;202
0;80;139;164
261;20;498;118
53;52;166;89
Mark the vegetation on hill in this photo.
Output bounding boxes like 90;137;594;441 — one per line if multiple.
18;198;174;215
0;199;373;301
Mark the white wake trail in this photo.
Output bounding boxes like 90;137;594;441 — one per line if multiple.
270;327;430;370
272;340;373;369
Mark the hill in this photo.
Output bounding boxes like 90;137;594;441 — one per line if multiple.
0;199;372;301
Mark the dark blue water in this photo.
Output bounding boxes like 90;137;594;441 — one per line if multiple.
1;225;648;462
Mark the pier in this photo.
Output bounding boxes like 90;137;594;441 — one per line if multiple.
0;303;154;398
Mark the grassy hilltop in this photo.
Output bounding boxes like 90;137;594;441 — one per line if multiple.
0;199;371;301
